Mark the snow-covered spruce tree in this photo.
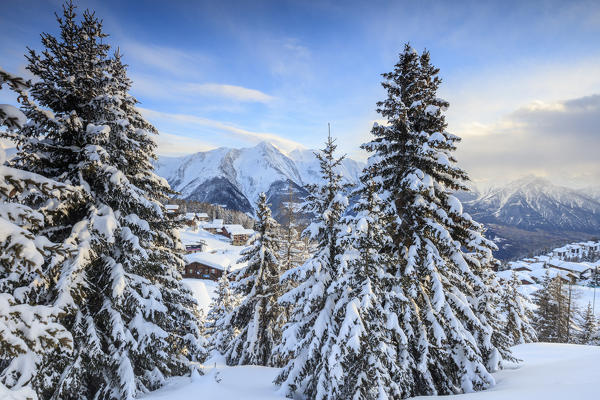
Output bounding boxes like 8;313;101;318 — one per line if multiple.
276;184;306;318
279;183;306;275
327;177;412;400
0;69;28;130
205;268;238;354
577;302;598;345
225;193;283;366
275;134;350;399
502;272;537;345
0;70;78;399
531;272;571;343
9;4;203;398
361;44;506;395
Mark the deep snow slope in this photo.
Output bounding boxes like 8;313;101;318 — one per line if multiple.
141;343;600;400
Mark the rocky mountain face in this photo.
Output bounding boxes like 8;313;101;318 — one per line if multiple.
154;141;364;220
155;145;600;260
461;177;600;259
464;176;600;233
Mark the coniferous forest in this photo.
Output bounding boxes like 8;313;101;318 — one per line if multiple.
1;2;599;400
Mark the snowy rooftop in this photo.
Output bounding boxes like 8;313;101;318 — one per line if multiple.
184;212;209;220
165;204;179;211
203;219;224;228
224;224;254;235
508;261;534;271
529;268;577;282
547;261;594;273
184;251;240;271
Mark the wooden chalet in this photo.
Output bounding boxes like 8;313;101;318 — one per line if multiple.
183;252;231;281
165;204;180;214
185;240;207;254
223;224;254;246
203;219;224;234
183;261;223;280
546;261;592;281
196;212;209;222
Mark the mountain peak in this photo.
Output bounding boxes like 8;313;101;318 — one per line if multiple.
506;175;553;188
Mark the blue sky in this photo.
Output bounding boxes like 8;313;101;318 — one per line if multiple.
1;0;599;188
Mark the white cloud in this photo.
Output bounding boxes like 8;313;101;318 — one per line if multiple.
455;93;600;188
153;132;214;157
130;76;274;104
182;83;274;103
140;107;305;153
444;56;600;137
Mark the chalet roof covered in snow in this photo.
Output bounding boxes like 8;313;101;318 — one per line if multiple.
184;212;209;220
496;270;535;284
203;219;224;229
529;268;577;282
546;261;593;274
224;224;254;235
184;252;234;271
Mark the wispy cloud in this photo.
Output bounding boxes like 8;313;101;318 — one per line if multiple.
456;93;600;188
119;40;212;78
139;107;305;153
130;75;274;104
152;132;214;157
181;83;274;103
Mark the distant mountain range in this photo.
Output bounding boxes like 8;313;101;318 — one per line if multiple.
458;177;600;259
154;141;363;221
155;142;600;260
462;176;600;232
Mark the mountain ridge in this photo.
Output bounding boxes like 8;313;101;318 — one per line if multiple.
154;141;365;216
154;143;600;260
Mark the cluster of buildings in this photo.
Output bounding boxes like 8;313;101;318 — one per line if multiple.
497;240;600;285
550;241;600;261
166;204;255;281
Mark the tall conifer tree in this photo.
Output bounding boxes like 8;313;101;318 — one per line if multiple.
502;272;537;345
224;193;283;366
0;68;76;399
577;302;598;345
205;269;238;354
361;44;507;395
9;4;203;398
275;133;350;399
327;178;411;399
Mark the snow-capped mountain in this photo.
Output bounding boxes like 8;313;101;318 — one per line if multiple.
155;147;599;260
154;141;365;216
464;176;600;233
578;185;600;203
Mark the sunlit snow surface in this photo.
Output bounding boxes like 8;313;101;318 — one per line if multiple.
141;344;599;399
175;226;600;399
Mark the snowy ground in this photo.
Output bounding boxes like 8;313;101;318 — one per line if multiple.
141;343;600;400
175;227;600;399
182;279;217;314
179;227;247;313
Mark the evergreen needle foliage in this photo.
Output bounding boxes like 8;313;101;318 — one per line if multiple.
5;3;204;398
